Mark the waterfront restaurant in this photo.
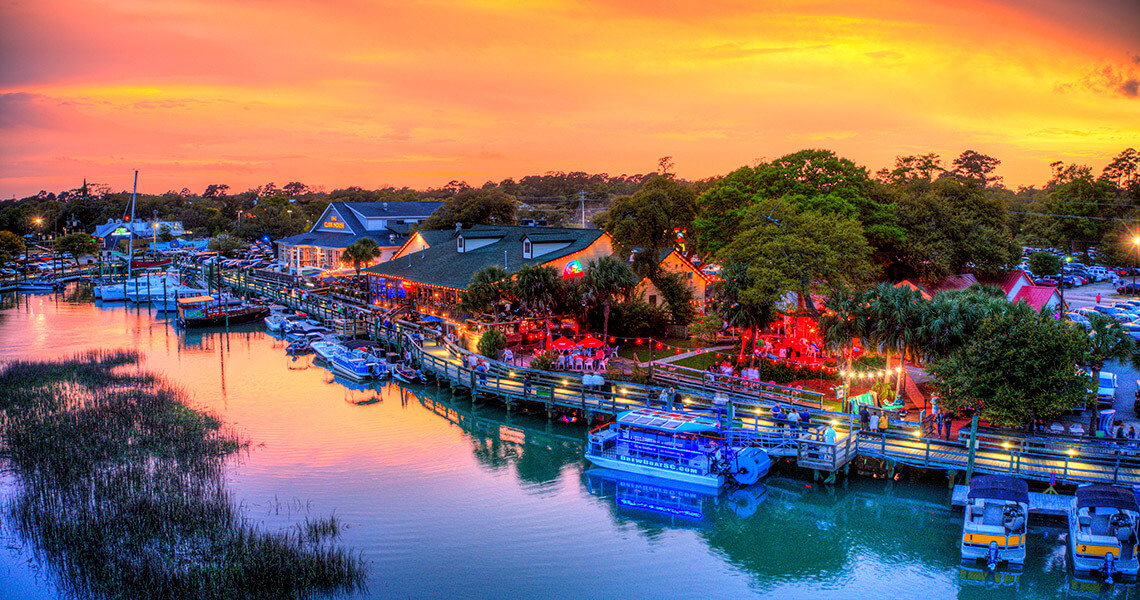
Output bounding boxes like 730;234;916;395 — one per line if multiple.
274;201;443;272
362;224;615;320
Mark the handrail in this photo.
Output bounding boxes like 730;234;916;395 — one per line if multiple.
198;262;1140;486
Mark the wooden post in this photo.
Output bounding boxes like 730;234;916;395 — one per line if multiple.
965;414;979;481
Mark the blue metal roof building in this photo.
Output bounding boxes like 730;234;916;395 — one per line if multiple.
275;201;442;272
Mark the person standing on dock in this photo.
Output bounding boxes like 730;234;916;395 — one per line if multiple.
859;405;870;431
787;408;801;439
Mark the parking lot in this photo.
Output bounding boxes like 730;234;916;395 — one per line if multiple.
1056;280;1140;429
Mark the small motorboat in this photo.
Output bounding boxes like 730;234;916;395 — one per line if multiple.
311;340;345;363
17;279;59;292
330;347;372;381
960;475;1028;571
392;366;428;384
286;339;313;355
1069;484;1140;583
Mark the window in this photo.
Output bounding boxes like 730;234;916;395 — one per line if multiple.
457;236;465;253
523;239;532;258
649;294;657;305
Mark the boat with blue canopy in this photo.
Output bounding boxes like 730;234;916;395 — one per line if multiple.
1069;484;1140;583
585;408;770;490
960;475;1028;571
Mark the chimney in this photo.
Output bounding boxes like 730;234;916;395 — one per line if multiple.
455;222;462;234
383;202;389;211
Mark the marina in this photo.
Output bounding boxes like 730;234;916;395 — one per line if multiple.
3;283;1140;597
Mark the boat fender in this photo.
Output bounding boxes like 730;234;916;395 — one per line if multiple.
729;489;758;519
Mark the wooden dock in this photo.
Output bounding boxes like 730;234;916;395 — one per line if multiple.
951;484;1074;516
192;262;1140;487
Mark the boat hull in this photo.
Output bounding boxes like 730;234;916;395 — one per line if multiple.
1068;508;1139;580
178;307;269;328
584;452;724;490
961;541;1026;565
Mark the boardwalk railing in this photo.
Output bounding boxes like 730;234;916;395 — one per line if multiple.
193;262;1140;485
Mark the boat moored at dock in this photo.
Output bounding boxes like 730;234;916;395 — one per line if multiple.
960;475;1028;571
585;409;770;490
1069;484;1140;583
176;296;270;328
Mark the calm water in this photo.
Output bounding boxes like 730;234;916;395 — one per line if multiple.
0;289;1125;599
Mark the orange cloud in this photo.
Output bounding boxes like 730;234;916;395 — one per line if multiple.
0;0;1137;197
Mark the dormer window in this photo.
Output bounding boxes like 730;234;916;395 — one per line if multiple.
457;236;465;253
523;239;532;259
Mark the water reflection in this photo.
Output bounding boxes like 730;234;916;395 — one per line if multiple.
6;292;1140;599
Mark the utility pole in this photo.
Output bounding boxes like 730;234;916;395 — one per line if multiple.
578;191;586;229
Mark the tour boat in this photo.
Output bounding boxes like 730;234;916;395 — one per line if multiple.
1069;484;1140;583
585;409;771;490
960;475;1028;571
151;286;211;312
176;296;270;328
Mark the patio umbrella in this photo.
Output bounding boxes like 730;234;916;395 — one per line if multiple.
551;336;576;350
577;335;603;348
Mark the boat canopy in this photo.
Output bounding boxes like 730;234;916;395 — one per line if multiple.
617;409;720;434
967;475;1028;504
1076;485;1140;511
177;295;214;304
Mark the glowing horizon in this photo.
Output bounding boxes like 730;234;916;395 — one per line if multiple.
1;0;1137;198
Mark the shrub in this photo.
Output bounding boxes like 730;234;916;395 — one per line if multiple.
529;350;557;371
476;329;507;359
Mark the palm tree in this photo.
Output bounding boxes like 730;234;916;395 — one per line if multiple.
461;265;513;321
866;283;926;396
342;238;381;277
514;264;562;344
713;262;778;363
1085;312;1137;372
818;289;866;372
582;256;638;343
915;297;966;363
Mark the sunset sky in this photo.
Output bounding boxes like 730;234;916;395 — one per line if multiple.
1;0;1137;197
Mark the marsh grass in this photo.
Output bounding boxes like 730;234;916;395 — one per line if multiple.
0;349;367;600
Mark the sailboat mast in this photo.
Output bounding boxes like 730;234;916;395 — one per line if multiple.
127;170;137;278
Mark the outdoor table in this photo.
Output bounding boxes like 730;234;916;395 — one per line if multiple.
1048;423;1065;434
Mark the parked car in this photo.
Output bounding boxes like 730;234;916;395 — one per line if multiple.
1035;277;1058;286
1066;312;1092;329
1119;282;1140;295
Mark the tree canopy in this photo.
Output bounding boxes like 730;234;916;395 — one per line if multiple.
53;233;98;262
598;175;697;278
0;230;26;264
930;304;1091;426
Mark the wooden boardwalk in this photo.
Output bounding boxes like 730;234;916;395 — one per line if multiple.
194;263;1140;487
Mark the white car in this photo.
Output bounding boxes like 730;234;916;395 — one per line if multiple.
1097;371;1118;406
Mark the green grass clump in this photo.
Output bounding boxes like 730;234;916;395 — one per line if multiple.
0;350;367;600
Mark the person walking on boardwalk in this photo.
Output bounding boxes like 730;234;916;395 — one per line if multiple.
859;405;870;431
799;407;811;434
878;413;888;435
787;408;801;439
